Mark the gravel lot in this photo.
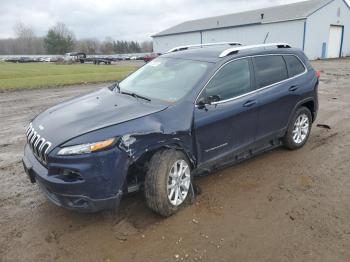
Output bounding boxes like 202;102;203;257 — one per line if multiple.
0;58;350;262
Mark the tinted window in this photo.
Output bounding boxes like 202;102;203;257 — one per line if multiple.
253;56;288;88
205;59;252;101
284;55;305;77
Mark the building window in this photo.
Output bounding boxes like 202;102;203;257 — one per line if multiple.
337;7;341;17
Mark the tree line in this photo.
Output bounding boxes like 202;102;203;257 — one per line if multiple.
0;22;153;55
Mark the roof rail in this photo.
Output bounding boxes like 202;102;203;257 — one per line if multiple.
219;43;291;58
167;42;242;53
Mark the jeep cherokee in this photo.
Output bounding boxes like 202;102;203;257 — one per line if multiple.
22;42;319;216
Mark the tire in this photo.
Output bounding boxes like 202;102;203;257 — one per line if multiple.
283;106;312;150
145;150;192;217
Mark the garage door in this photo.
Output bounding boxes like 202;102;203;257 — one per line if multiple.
327;25;343;58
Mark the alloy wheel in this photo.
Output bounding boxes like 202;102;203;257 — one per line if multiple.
167;160;191;206
292;113;310;144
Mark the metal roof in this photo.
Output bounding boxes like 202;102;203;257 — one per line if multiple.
153;0;333;37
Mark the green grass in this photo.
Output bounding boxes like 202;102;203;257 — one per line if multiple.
0;62;137;90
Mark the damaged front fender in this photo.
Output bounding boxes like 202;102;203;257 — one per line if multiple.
58;101;197;170
118;131;196;167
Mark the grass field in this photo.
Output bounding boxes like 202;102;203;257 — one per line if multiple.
0;62;137;90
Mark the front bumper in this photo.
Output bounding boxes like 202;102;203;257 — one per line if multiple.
36;179;122;212
22;143;131;212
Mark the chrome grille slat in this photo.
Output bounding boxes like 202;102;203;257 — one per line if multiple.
34;138;43;156
32;135;39;149
30;131;37;144
38;141;47;154
25;123;52;165
42;142;52;162
26;125;32;136
27;128;34;140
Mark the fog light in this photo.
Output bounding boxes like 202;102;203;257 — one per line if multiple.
61;169;83;181
67;198;88;207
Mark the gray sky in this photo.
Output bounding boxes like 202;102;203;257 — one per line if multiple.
0;0;339;41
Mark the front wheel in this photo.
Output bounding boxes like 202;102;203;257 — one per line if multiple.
283;106;312;150
145;150;192;217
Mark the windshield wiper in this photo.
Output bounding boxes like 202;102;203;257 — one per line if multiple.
121;91;151;102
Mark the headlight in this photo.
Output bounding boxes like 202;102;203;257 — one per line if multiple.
57;138;116;156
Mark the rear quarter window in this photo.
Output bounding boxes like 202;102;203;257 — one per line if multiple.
253;55;288;88
284;55;306;77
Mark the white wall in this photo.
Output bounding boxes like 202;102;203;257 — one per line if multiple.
153;32;201;53
153;0;350;60
305;0;350;59
201;20;305;49
153;20;305;54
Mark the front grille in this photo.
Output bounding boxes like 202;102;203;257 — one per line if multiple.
25;123;52;164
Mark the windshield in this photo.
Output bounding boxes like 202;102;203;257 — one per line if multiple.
119;58;211;103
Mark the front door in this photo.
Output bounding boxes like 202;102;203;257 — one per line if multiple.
194;58;259;164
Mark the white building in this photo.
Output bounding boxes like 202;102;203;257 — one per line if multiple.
152;0;350;60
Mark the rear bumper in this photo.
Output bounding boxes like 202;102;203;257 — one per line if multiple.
23;143;131;212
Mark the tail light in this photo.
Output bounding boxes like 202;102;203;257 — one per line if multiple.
316;70;321;79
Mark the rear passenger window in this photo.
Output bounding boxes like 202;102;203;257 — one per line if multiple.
205;59;252;101
284;55;305;77
253;56;288;88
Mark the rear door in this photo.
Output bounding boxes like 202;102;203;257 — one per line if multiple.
194;58;259;164
253;54;307;141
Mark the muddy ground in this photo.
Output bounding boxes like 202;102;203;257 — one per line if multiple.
0;59;350;262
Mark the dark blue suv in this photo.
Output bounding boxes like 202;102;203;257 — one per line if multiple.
22;43;319;216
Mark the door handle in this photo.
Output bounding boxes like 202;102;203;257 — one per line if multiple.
289;85;299;92
243;100;257;107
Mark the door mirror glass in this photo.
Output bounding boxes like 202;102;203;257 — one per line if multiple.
196;94;221;107
196;96;207;107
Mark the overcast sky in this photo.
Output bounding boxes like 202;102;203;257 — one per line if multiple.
0;0;344;41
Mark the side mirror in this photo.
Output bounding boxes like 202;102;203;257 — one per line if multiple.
207;95;221;104
196;97;207;109
196;95;221;108
109;81;119;91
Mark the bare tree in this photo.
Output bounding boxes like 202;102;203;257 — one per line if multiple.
53;22;75;40
13;22;37;54
85;38;100;54
75;38;101;54
141;41;153;52
0;21;151;55
14;22;35;39
100;37;114;54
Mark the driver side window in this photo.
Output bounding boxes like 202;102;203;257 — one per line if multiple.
205;58;252;102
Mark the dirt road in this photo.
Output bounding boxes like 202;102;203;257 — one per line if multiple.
1;59;350;262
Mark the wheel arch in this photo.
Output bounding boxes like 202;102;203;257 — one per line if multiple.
287;97;316;127
300;100;316;122
133;142;195;169
123;141;196;190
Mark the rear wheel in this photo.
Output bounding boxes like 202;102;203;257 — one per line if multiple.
283;106;312;150
145;150;192;217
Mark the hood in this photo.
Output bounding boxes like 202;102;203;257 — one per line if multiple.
31;87;167;147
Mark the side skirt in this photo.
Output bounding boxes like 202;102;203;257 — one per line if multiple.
193;136;282;176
